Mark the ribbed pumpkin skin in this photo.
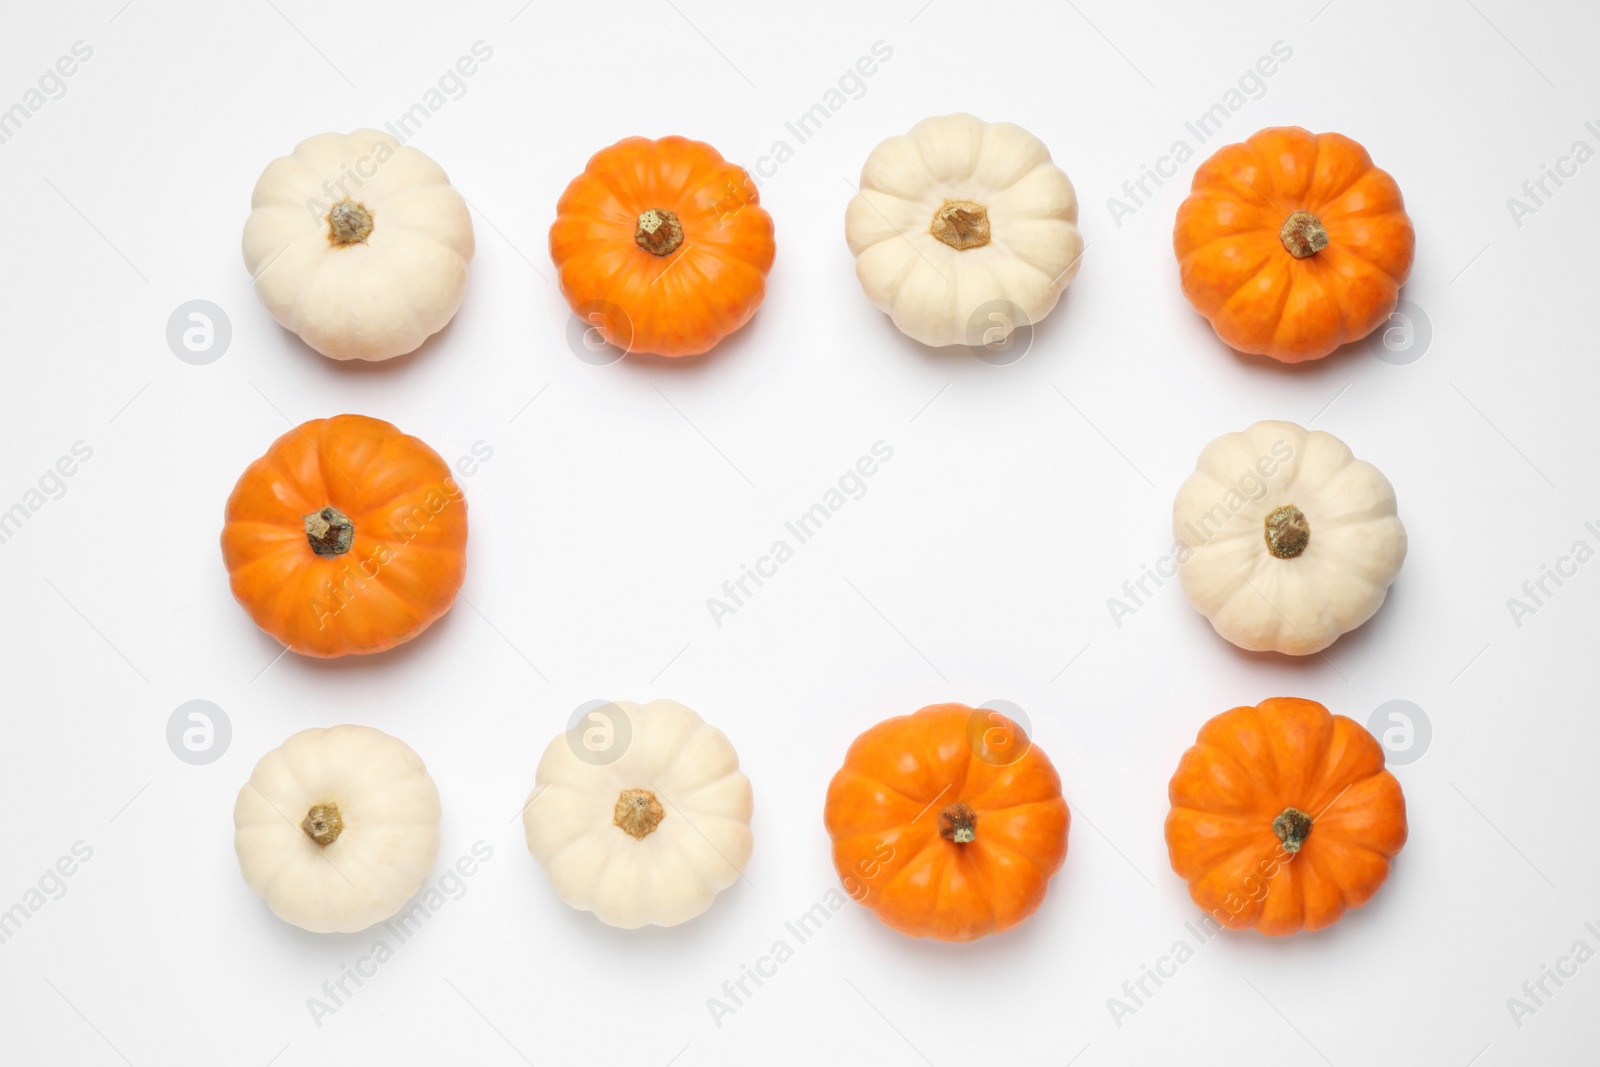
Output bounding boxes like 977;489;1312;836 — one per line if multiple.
1165;697;1407;936
242;130;474;361
824;704;1069;941
1174;127;1414;362
550;135;775;358
234;724;442;933
221;414;467;657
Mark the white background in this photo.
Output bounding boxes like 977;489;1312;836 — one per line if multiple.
2;0;1597;1064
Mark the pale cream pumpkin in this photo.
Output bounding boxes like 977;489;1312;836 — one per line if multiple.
242;130;474;361
523;700;753;928
845;113;1083;347
234;725;441;933
1174;420;1406;656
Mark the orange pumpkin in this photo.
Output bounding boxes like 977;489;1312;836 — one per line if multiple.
549;135;775;358
221;414;467;657
1174;127;1414;362
823;703;1070;941
1165;697;1407;936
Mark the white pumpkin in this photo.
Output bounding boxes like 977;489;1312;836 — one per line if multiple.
1173;420;1406;656
242;130;474;361
845;113;1083;348
523;700;753;929
234;725;441;933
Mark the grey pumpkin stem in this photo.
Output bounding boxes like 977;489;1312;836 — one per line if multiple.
327;200;374;246
1272;807;1313;853
303;506;355;556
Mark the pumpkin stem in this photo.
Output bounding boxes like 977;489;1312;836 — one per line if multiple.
930;200;991;251
1279;211;1328;259
635;209;684;257
1272;807;1313;853
327;199;374;246
302;802;344;847
1264;504;1310;559
614;788;666;840
303;506;355;557
937;801;978;844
